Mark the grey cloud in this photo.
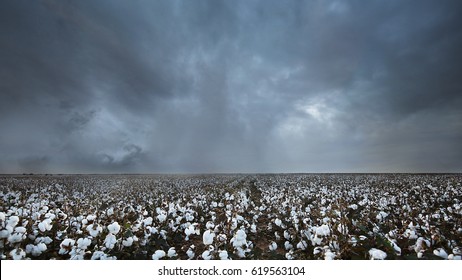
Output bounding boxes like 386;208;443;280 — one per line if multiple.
1;0;461;173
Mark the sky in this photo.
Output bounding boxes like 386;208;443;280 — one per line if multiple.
1;0;461;173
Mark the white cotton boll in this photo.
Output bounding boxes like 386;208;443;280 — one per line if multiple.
152;250;166;260
9;248;26;260
44;213;56;220
122;237;134;247
448;254;461;260
8;232;25;244
219;250;229;260
107;222;121;235
92;251;108;260
0;229;9;238
284;241;293;251
38;219;52;232
348;204;358;210
232;229;247;248
36;242;47;252
316;224;330;236
86;224;103;237
167;247;178;258
26;244;35;254
269;241;277;251
369;248;387;260
274;218;282;227
313;247;322;255
284;230;291;240
77;237;92;249
201;250;212;260
312;236;322;246
433;248;448;259
417;251;424;258
250;223;257;233
86;214;96;221
104;233;117;249
7;216;20;228
14;226;26;234
186;246;195;259
59;238;75;255
359;235;367;240
376;211;388;221
275;232;281;241
297;240;308;250
324;250;336;260
143;217;153;226
0;212;5;223
106;208;114;216
203;230;215;245
285;250;295;260
184;225;195;240
206;221;215;229
157;213;167;223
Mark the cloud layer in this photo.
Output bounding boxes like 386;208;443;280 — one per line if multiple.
1;0;461;173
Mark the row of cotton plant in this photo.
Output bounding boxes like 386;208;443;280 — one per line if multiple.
0;174;461;260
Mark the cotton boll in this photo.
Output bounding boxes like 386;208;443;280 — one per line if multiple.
376;211;389;222
59;239;75;255
219;250;229;260
417;251;424;258
232;229;247;248
143;217;153;226
201;249;213;260
284;241;293;251
157;213;167;223
86;214;96;222
316;224;330;236
433;248;448;259
36;242;47;253
324;250;336;260
9;248;26;260
77;237;92;249
274;218;282;227
14;226;26;234
152;250;166;260
206;221;215;229
0;230;9;238
104;233;117;249
186;245;195;259
167;247;178;258
269;241;277;251
38;218;53;232
92;251;109;260
448;254;461;260
7;216;20;228
86;224;103;237
369;248;387;260
8;232;26;244
122;237;134;247
106;208;114;216
250;223;257;233
203;230;215;245
107;222;121;235
296;241;308;250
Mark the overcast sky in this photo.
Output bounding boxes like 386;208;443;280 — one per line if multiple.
1;0;461;173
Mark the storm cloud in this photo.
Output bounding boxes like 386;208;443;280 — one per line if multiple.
1;0;461;173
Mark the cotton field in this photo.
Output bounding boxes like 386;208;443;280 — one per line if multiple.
0;174;461;260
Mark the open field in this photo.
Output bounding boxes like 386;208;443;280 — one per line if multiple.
1;174;461;260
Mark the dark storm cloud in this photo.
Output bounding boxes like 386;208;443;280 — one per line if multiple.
1;0;461;173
